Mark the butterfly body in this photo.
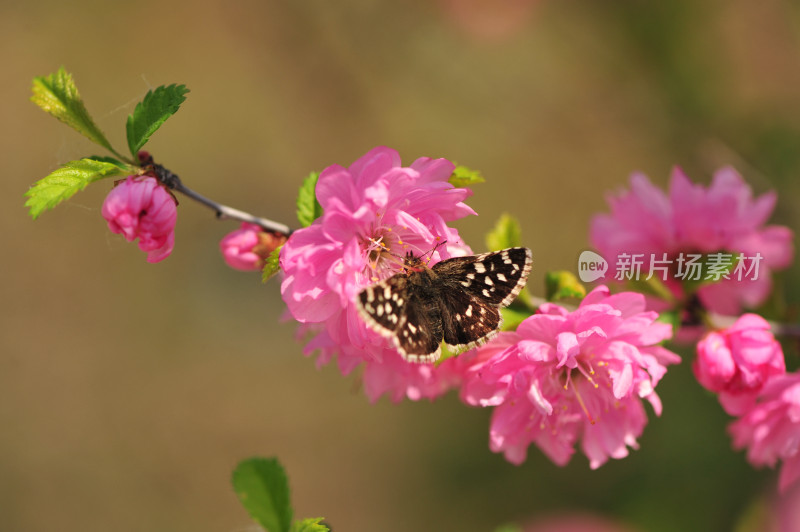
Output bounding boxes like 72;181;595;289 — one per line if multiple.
357;247;533;363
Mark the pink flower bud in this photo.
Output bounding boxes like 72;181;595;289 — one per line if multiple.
101;176;177;263
219;222;286;271
694;313;785;415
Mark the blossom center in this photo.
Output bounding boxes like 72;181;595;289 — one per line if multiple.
562;355;604;425
362;230;407;282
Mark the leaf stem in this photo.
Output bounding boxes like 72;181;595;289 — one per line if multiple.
108;147;130;164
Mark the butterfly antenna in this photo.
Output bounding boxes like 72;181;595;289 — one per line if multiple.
421;240;448;263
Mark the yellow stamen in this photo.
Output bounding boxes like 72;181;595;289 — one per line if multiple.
572;385;595;425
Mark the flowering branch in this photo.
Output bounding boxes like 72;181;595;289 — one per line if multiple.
24;67;800;508
143;154;294;237
172;181;294;236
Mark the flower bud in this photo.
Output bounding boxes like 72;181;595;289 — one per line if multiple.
219;222;285;271
101;176;177;263
694;313;785;414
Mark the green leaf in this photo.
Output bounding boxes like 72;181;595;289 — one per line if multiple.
84;155;131;169
31;68;119;157
290;518;330;532
449;165;486;187
232;457;293;532
485;213;521;252
501;306;534;331
656;309;681;335
296;172;323;227
262;245;283;283
434;343;459;365
545;271;586;302
126;84;189;157
24;158;127;219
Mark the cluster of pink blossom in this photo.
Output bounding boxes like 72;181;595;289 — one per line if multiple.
224;147;799;489
273;147;681;469
591;168;798;493
692;315;800;493
590;167;792;315
454;286;680;468
279;146;476;401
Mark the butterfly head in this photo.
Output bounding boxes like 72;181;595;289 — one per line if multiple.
400;252;427;274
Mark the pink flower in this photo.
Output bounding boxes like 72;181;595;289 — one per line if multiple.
280;146;475;400
220;222;285;271
729;373;800;493
775;481;800;532
102;176;177;263
590;167;793;315
362;350;464;403
694;313;785;415
460;286;681;468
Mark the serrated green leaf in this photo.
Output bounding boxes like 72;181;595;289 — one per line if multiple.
545;271;586;302
126;84;189;157
290;518;330;532
232;457;293;532
449;165;486;187
262;245;283;283
485;213;522;252
24;159;127;219
296;172;323;227
31;68;120;157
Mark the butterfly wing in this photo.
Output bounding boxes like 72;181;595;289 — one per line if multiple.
394;291;443;362
436;288;502;350
433;247;532;350
433;247;533;306
357;274;408;334
356;274;443;363
357;247;533;363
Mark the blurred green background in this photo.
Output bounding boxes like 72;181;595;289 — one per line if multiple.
4;1;800;531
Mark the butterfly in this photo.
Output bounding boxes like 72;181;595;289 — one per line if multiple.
356;247;532;363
